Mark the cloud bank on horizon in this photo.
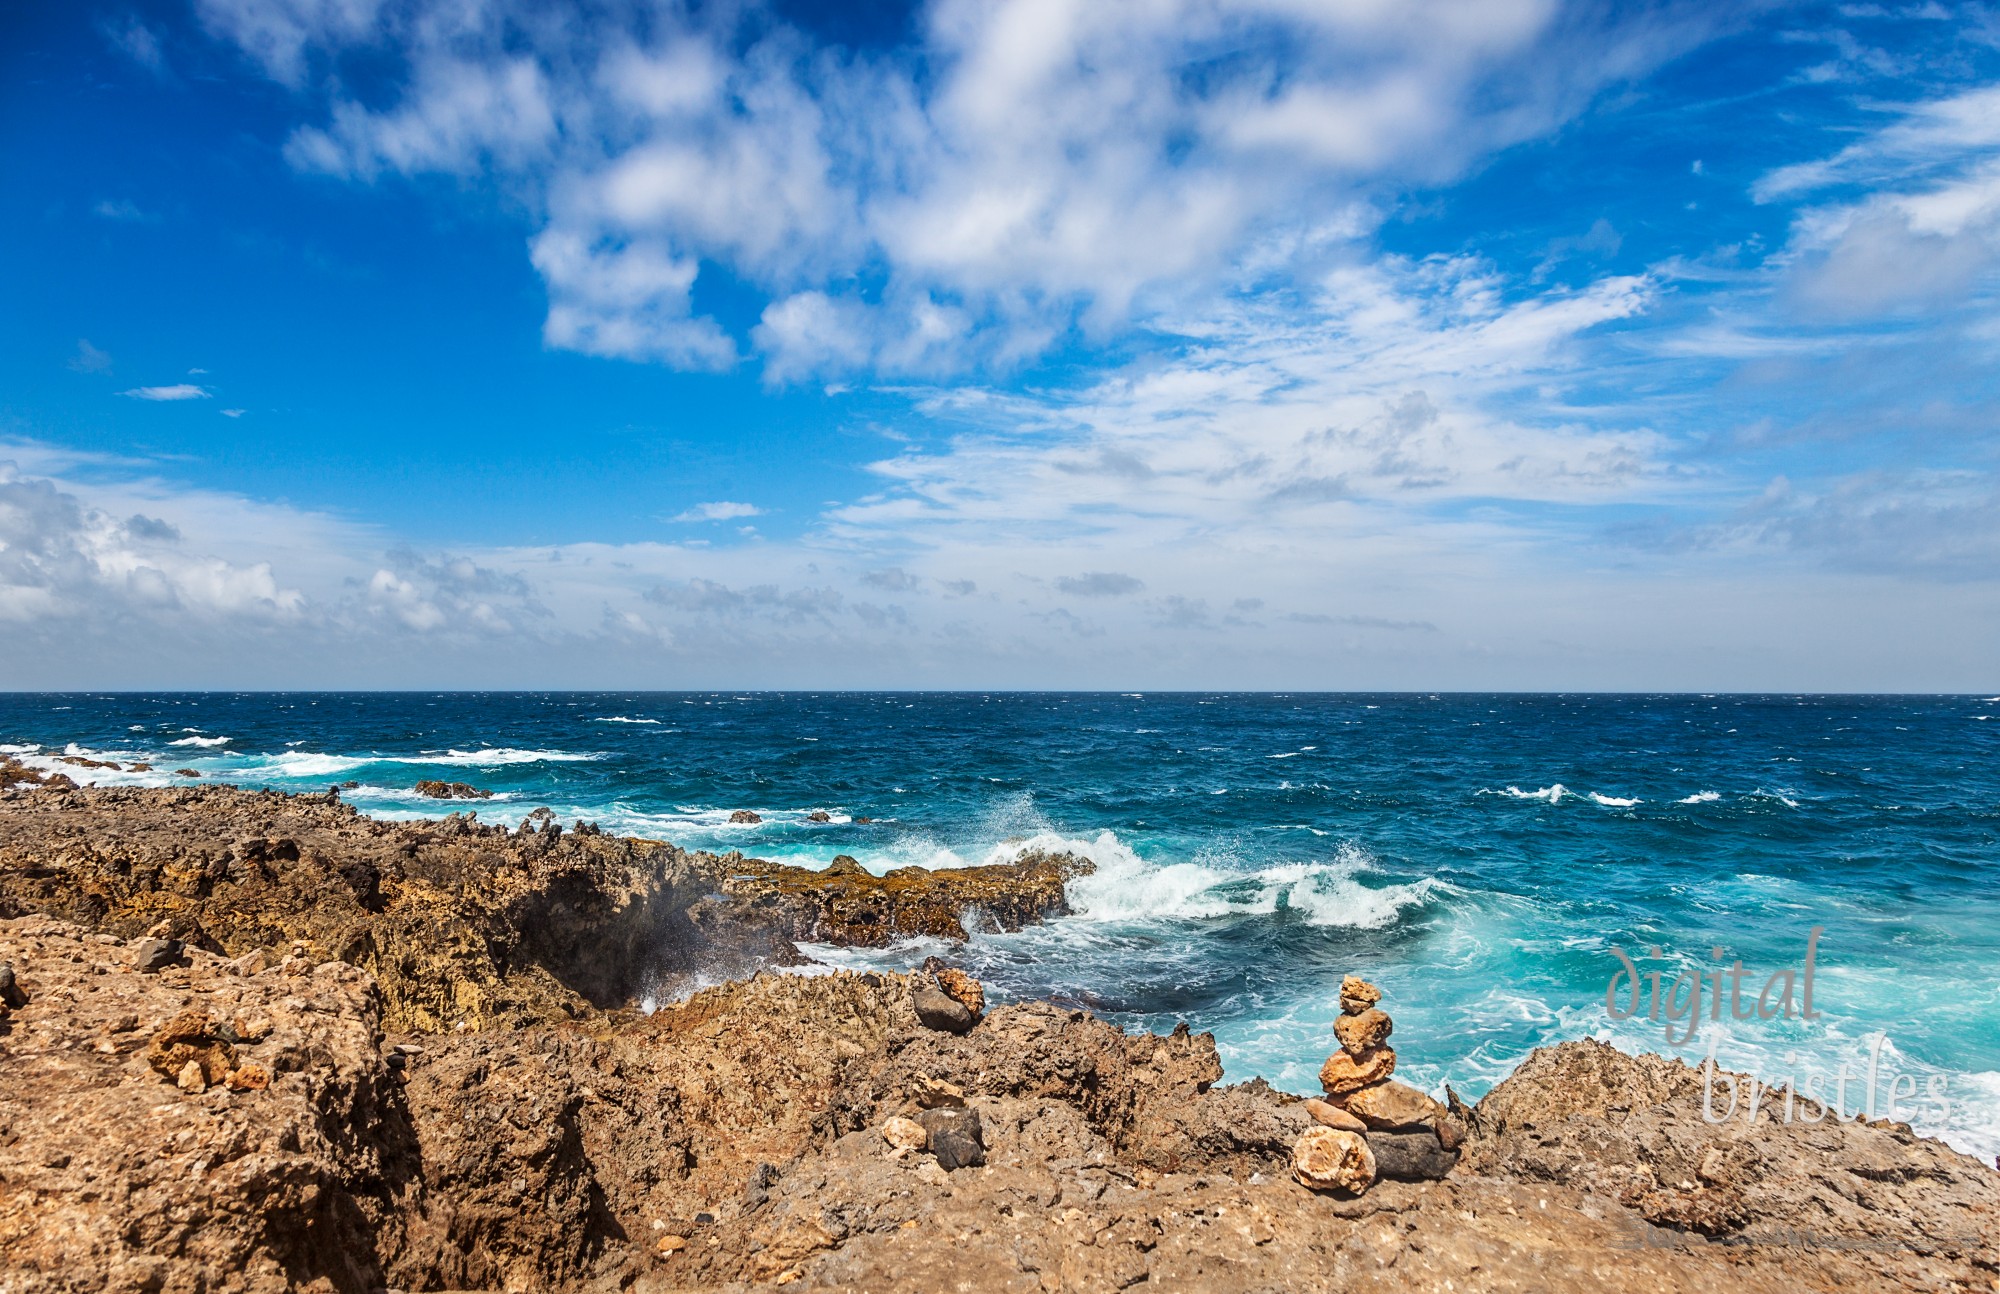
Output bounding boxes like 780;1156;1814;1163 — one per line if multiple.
3;0;1998;688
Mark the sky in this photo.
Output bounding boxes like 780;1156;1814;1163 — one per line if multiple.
2;0;1998;689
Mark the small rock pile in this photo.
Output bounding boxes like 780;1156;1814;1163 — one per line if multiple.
1294;975;1462;1194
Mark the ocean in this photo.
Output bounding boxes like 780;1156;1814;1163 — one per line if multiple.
5;691;1996;1159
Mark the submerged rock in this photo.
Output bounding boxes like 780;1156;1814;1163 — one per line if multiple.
412;779;491;800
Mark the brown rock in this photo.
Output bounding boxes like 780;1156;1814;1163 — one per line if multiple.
806;810;832;823
1300;1097;1366;1132
173;768;200;777
911;983;974;1033
925;958;985;1018
146;1009;235;1086
226;1063;271;1092
1435;1113;1465;1151
914;1106;985;1170
1366;1128;1458;1181
1332;1007;1392;1054
729;809;762;824
1338;974;1382;1015
1318;1045;1394;1096
657;1235;688;1254
912;1073;966;1108
412;779;491;800
1344;1079;1443;1131
882;1116;928;1153
1292;1126;1374;1194
0;961;25;1009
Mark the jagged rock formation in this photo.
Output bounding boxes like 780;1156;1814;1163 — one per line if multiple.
709;850;1093;945
0;779;1995;1293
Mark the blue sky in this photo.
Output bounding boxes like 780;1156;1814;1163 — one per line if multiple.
3;0;1998;688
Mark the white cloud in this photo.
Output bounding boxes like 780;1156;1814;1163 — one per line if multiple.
120;384;210;401
201;0;1720;380
670;501;765;523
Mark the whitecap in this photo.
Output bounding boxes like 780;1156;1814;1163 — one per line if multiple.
593;716;660;724
1588;792;1641;808
1501;784;1567;803
1678;791;1721;804
169;735;232;747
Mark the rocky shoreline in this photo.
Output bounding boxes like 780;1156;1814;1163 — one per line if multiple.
1;769;1995;1292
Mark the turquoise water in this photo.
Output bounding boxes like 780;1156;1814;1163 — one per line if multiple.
5;691;1996;1158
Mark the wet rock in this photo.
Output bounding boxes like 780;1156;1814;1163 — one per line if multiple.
806;810;832;823
912;982;974;1033
412;779;491;800
729;809;763;824
1301;1097;1366;1132
1367;1128;1458;1181
1318;1045;1394;1096
1338;974;1382;1015
132;937;182;973
1343;1079;1443;1131
881;1116;928;1153
915;1106;985;1170
1332;1006;1392;1055
173;768;200;777
714;849;1093;946
1292;1126;1374;1194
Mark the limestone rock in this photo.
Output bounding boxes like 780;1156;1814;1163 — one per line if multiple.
729;809;763;824
1367;1129;1458;1181
1300;1096;1366;1132
1338;974;1382;1015
1333;1007;1392;1055
1343;1079;1443;1131
881;1116;928;1153
1292;1126;1375;1194
1318;1044;1394;1096
915;1106;985;1171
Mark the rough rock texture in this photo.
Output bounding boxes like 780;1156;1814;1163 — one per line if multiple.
411;779;491;800
4;781;1998;1293
1294;1126;1376;1193
0;916;416;1294
713;850;1094;946
1319;1044;1395;1095
1333;1006;1392;1055
1345;1078;1444;1131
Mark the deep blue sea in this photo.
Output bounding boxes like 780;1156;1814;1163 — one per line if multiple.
5;692;1996;1159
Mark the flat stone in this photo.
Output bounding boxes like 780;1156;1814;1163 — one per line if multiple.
1301;1097;1367;1132
915;1106;985;1170
1333;1008;1392;1055
911;983;974;1034
1319;1045;1395;1096
1292;1126;1375;1194
1366;1129;1459;1182
1343;1079;1442;1131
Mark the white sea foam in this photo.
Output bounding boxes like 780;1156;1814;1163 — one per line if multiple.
169;735;231;747
594;716;660;724
1678;791;1722;804
237;747;603;778
1501;784;1567;803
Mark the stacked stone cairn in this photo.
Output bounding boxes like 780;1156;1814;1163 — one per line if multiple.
1292;975;1463;1194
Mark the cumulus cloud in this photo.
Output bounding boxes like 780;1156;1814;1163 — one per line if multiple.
195;0;1721;380
120;384;210;401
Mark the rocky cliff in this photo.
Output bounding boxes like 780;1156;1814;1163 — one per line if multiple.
0;774;1993;1293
